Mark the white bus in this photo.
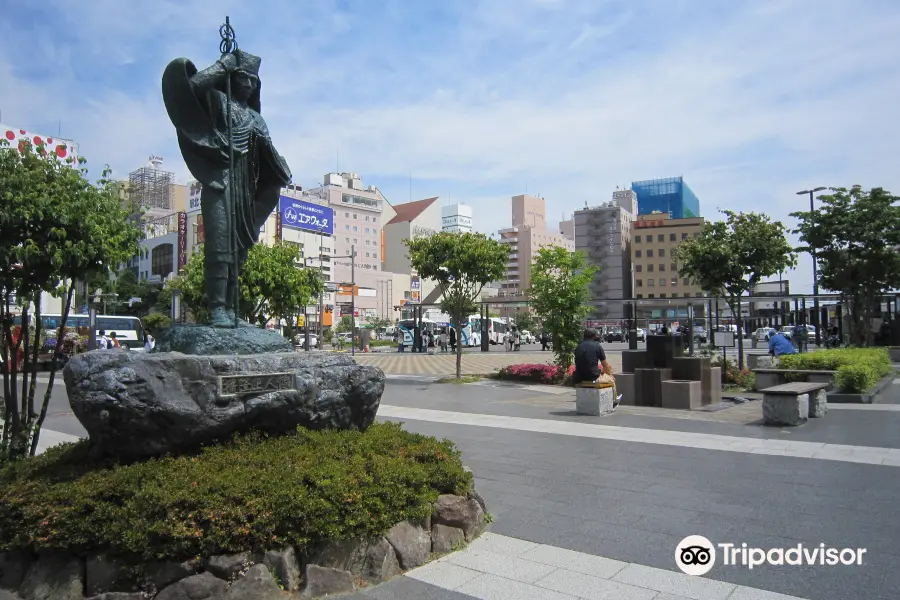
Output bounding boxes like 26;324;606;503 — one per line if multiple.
14;313;146;350
465;316;508;345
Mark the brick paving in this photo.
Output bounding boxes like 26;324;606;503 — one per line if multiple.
352;351;622;376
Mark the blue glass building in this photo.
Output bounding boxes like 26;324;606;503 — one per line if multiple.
631;176;700;218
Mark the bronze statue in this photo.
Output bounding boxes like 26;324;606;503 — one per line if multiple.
162;18;291;327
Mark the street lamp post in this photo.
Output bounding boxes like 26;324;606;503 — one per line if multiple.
796;187;827;346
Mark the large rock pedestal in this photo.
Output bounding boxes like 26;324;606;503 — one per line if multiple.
63;351;384;461
153;324;293;355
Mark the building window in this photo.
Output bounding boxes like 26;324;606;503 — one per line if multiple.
635;250;642;258
636;279;643;287
353;214;358;220
659;278;666;286
682;233;688;240
683;277;690;285
648;264;654;272
671;277;678;286
635;265;642;273
683;293;690;298
635;235;641;243
648;279;655;287
353;226;358;232
151;244;174;279
648;293;655;298
658;248;665;257
365;240;370;246
670;233;676;241
345;212;349;218
647;249;653;257
657;234;664;242
659;264;665;272
660;293;666;298
345;237;350;243
365;215;370;222
637;294;643;299
670;263;677;271
353;238;358;244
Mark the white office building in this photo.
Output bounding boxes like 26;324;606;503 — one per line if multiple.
441;203;473;233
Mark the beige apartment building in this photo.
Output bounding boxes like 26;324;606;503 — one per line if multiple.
631;213;704;301
499;194;575;297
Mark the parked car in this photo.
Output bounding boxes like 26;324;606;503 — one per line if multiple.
692;327;708;343
605;329;625;343
778;326;794;340
754;327;777;342
520;330;536;344
635;328;647;342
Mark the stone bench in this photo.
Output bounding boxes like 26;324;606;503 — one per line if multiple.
761;382;830;426
753;369;836;391
575;382;616;416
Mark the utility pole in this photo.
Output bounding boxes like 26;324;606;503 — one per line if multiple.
796;187;826;346
350;244;356;356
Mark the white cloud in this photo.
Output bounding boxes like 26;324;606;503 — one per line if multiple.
2;0;899;292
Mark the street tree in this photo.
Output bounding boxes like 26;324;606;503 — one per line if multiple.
791;186;900;345
405;232;509;379
675;210;795;368
107;268;156;316
0;138;140;460
528;247;597;372
167;243;322;332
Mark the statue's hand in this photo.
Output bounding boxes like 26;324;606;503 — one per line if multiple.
218;52;238;73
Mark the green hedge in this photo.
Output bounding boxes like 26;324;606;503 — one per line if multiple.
777;348;894;393
0;423;471;563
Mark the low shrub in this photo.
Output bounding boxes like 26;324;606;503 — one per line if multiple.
0;422;471;564
496;363;573;384
775;348;893;393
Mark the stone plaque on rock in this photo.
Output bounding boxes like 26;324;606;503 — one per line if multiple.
218;372;295;397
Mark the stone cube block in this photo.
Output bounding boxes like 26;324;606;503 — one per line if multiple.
709;367;723;405
646;335;684;368
633;368;672;407
575;386;615;416
809;389;828;418
613;373;635;406
621;350;647;374
763;392;809;426
662;380;703;410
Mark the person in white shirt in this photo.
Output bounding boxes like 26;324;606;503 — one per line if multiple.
144;334;155;352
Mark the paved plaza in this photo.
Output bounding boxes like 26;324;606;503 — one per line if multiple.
20;370;900;599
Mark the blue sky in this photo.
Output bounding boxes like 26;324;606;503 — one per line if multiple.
2;0;899;292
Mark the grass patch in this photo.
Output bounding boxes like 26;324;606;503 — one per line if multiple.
435;376;483;384
776;348;894;393
0;423;471;564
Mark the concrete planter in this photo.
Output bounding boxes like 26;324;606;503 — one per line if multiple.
827;374;896;404
888;347;900;363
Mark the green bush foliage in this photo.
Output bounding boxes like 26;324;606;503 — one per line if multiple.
776;348;893;393
0;423;471;563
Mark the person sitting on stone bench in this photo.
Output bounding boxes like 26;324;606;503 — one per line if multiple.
573;329;622;406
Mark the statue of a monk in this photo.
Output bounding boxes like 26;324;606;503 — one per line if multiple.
162;49;291;327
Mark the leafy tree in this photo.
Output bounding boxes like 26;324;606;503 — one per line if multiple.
106;268;156;316
0;138;140;461
791;186;900;346
335;315;353;334
167;243;322;331
141;312;172;336
675;210;795;368
405;232;509;378
367;316;394;330
528;247;597;372
513;311;537;333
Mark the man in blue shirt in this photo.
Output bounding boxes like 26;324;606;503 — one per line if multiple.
768;331;796;357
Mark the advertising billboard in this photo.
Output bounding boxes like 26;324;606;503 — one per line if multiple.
2;123;78;161
177;212;188;271
188;180;202;213
278;196;334;235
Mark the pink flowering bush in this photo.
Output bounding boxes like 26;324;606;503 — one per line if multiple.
497;363;575;385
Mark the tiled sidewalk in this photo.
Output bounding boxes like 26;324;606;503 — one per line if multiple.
406;533;805;600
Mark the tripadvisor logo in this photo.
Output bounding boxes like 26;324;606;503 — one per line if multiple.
675;536;867;575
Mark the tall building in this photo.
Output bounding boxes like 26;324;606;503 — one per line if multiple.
631;176;700;219
631;212;704;305
441;203;473;233
383;197;441;274
573;190;638;319
296;173;389;321
498;194;575;298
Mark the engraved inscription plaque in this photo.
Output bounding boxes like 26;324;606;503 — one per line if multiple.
218;372;296;397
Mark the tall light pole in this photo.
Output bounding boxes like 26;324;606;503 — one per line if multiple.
796;187;827;346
